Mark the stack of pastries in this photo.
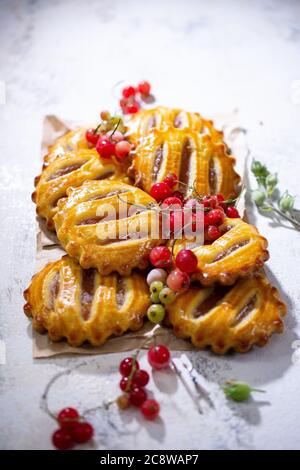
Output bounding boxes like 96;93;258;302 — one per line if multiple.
24;106;286;354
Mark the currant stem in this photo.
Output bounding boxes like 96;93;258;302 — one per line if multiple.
268;201;300;230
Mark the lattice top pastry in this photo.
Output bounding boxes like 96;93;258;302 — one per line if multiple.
128;128;240;198
54;180;162;275
23;256;150;347
171;218;269;286
165;273;286;354
127;106;223;145
44;127;89;164
33;149;129;230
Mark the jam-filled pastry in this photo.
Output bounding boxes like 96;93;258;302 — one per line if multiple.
127;106;223;145
165;273;286;354
128;128;240;198
171;218;269;286
44;127;89;165
23;256;150;347
33;149;128;230
54;180;162;276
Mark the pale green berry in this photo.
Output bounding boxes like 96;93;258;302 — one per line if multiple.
265;173;278;187
150;281;164;294
252;189;266;207
159;287;176;305
150;292;160;304
279;192;295;213
147;304;165;324
224;382;251;402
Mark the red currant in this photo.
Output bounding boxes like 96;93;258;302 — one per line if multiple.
148;344;171;370
132;369;150;387
119;98;127;109
129;386;147;407
125;101;140;114
172;190;184;201
207;209;225;226
207;225;221;241
167;269;190;292
216;194;225;203
150;182;172;201
71;422;94;444
169;210;184;232
209;195;219;208
115;140;131;159
149;246;172;268
137;80;151;96
96;138;115;159
119;376;133;392
162;196;183;208
226;206;240;218
175;249;198;273
204;213;210;228
141;399;160;420
122;86;136;99
85;128;99;146
201;195;212;208
100;110;110;121
184;198;200;212
52;428;74;450
58;407;79;431
119;357;140;377
163;173;178;189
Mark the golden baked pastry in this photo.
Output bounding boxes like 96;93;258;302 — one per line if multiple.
33;149;128;230
127;106;223;145
44;127;89;164
54;180;162;275
128;128;240;198
171;218;269;286
23;256;150;347
165;273;286;354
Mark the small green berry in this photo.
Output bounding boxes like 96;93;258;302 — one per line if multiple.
278;191;295;213
159;287;176;305
252;189;266;207
150;292;160;303
150;281;164;294
223;381;251;402
147;304;165;324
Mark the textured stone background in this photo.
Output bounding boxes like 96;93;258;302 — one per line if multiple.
0;0;300;450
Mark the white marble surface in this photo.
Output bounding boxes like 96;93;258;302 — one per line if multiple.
1;0;300;450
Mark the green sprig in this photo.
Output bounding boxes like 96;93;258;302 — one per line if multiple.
250;160;299;230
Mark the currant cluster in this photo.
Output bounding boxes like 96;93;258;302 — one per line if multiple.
52;407;94;450
85;111;132;160
117;344;170;420
145;174;241;321
119;80;152;114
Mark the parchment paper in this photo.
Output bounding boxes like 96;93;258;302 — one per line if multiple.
32;112;249;358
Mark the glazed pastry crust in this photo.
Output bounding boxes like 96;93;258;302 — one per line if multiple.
23;256;150;347
54;180;162;276
171;218;269;286
33;149;129;230
165;273;286;354
128;128;240;198
127;106;223;145
44;127;89;164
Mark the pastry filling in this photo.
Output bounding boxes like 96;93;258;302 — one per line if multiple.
146;114;157;131
94;171;115;180
209;158;217;194
152;144;164;181
116;275;126;308
179;138;193;189
192;284;231;318
231;294;257;327
213;240;249;262
47;162;85;181
77;206;147;226
174;113;184;128
48;271;60;309
80;268;96;321
85;189;128;202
